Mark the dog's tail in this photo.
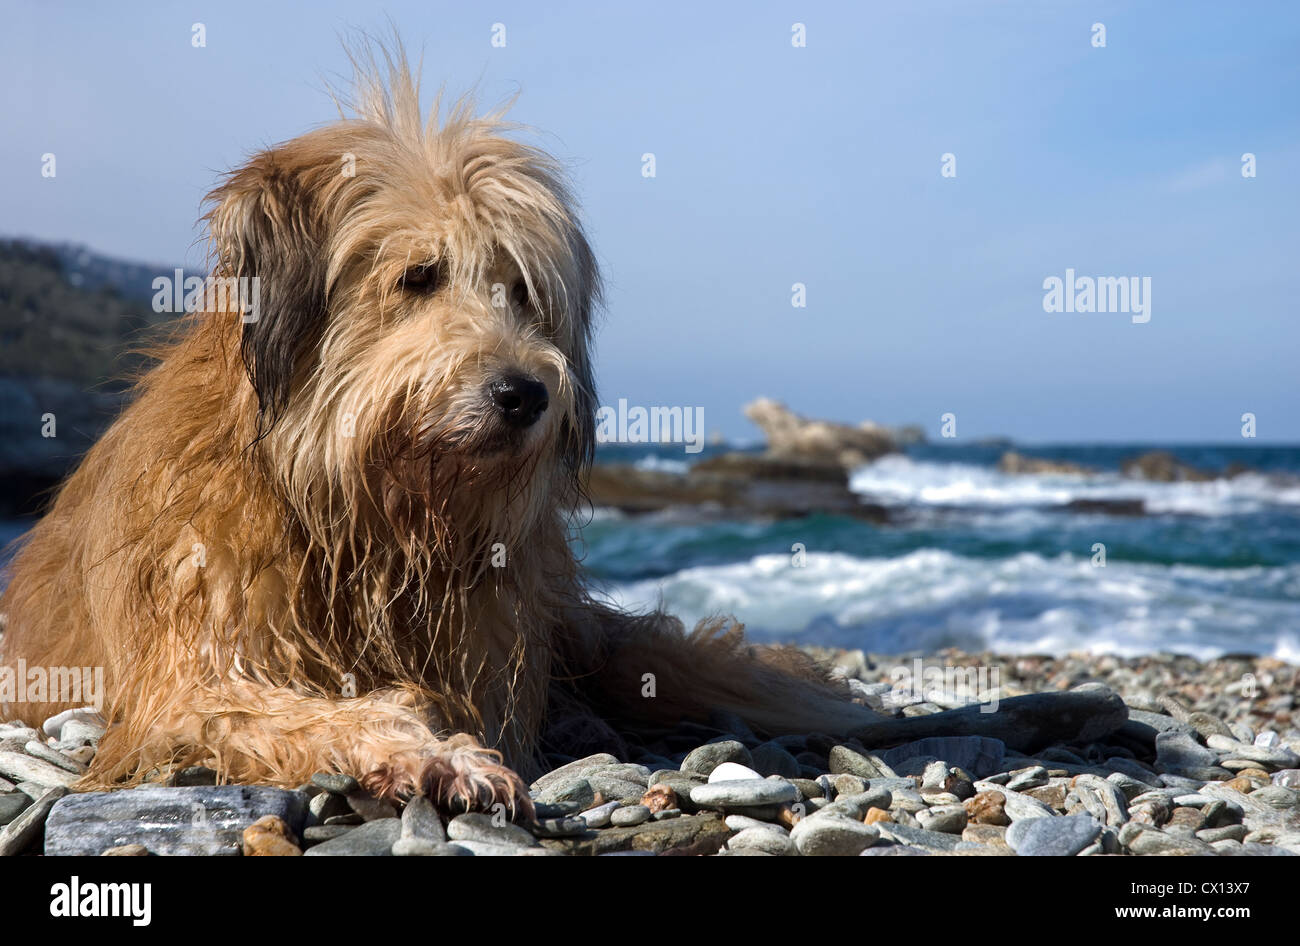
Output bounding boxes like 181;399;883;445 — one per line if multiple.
553;602;880;743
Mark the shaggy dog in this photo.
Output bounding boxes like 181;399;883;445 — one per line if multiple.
0;50;892;816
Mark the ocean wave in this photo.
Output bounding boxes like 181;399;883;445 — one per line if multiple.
631;455;692;474
595;548;1300;660
848;455;1300;516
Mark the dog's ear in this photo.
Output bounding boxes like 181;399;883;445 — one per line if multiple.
206;150;329;433
561;226;602;477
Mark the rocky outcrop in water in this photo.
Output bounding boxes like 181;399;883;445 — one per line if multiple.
0;239;185;516
998;451;1095;475
586;454;890;522
743;398;898;468
1121;450;1215;482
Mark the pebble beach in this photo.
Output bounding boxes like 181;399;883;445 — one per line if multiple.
3;647;1297;857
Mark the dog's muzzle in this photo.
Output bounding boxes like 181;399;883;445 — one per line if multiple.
488;375;549;429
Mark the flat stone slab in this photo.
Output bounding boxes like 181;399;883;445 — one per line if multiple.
44;785;309;856
854;686;1129;755
538;811;731;856
303;818;401;856
880;736;1005;778
689;779;799;808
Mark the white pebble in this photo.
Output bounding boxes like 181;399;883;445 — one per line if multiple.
41;708;105;740
708;762;762;783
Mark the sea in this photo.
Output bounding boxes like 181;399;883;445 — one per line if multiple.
3;442;1298;663
581;443;1300;662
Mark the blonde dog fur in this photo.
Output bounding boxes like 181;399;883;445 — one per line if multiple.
0;46;877;815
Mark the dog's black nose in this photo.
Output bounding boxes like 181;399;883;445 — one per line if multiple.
489;376;549;428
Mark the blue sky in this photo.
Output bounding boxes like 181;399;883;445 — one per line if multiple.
2;1;1297;442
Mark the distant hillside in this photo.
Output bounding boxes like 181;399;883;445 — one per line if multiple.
0;238;194;516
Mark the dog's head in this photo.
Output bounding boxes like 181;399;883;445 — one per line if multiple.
203;59;599;554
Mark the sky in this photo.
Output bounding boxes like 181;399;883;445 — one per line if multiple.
2;1;1297;443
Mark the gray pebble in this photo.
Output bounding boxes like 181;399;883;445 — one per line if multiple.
345;790;397;822
917;804;968;834
587;763;651;786
681;741;753;777
303;818;401;856
0;750;79;789
827;745;883;779
875;822;964;852
22;741;86;775
454;840;548;856
392;838;469;856
0;792;33;826
57;718;105;747
586;776;652;803
972;784;1056;821
1249;785;1299;809
0;726;41;745
860;844;929;856
689;778;798;808
729;826;795;855
308;791;351;824
1006;765;1049;791
1196;824;1247;844
533;816;590;837
400;794;446;843
302;825;354;847
888;788;927;813
446;812;539;848
535;777;597;809
1120;822;1216;856
0;787;68;856
529;754;619;793
1007;813;1101;856
577;800;620;828
1155;731;1229;780
791;815;880;856
533;801;581;818
751;742;802;778
1107;771;1157;800
881;736;1006;779
1273;770;1300;789
323;813;363;826
1208;740;1299;769
610;804;652;827
310;772;360;795
725;814;787;834
820;788;892;820
169;765;217;787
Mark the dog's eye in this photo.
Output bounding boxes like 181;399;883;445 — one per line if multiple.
511;280;529;310
399;261;445;295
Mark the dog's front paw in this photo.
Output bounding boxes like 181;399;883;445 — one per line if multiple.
360;738;533;822
419;746;533;821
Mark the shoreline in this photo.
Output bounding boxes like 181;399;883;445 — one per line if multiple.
2;645;1297;856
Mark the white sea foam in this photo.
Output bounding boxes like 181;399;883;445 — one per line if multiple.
597;549;1300;660
632;455;691;474
848;455;1300;516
